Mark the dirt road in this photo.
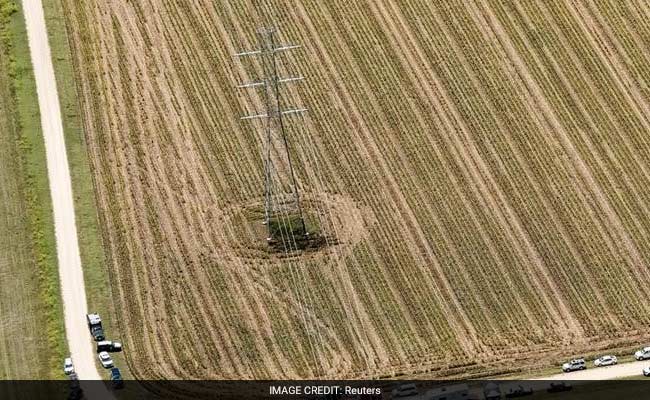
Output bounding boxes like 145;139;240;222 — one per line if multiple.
22;0;102;382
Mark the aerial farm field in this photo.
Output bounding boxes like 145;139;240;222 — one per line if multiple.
61;0;650;379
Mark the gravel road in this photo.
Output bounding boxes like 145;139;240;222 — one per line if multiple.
22;0;103;385
535;359;650;381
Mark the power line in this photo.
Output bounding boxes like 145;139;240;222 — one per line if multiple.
236;27;307;241
235;26;327;376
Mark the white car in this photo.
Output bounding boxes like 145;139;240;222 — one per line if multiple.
63;357;74;375
561;358;586;372
644;366;650;377
635;347;650;361
594;355;617;367
98;351;114;368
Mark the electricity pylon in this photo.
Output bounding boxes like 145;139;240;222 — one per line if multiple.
236;27;307;241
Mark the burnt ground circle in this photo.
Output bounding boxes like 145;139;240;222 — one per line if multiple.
220;192;373;263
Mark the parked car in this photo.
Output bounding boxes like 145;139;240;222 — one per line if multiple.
643;366;650;377
561;358;586;372
483;382;501;400
98;351;114;368
68;387;83;400
391;383;418;398
97;340;123;353
86;313;105;342
110;367;124;389
424;384;468;400
594;355;617;367
68;373;82;400
69;372;80;390
504;384;533;398
547;382;572;393
635;347;650;361
63;357;74;375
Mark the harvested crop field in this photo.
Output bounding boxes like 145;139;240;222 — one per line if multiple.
62;0;650;379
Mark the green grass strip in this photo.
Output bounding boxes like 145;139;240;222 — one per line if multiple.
1;0;66;379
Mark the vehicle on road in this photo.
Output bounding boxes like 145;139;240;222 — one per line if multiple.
483;382;501;400
391;383;418;398
98;351;114;368
68;387;83;400
97;340;123;353
547;382;572;393
68;372;82;400
87;313;105;341
110;367;124;389
635;347;650;361
424;383;468;400
503;384;533;398
561;358;586;372
63;357;74;375
594;355;617;367
69;372;80;390
644;366;650;377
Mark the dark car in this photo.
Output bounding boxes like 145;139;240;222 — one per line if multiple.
547;382;572;393
110;367;124;389
504;385;533;398
67;387;83;400
86;313;105;342
97;340;123;353
69;372;80;390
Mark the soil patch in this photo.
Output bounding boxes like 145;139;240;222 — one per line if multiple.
221;192;371;263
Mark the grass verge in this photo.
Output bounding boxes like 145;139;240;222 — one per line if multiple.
40;0;131;379
0;0;66;378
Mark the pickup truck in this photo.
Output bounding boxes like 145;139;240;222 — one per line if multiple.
86;313;105;341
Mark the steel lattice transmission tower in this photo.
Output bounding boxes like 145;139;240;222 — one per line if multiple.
236;27;308;241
